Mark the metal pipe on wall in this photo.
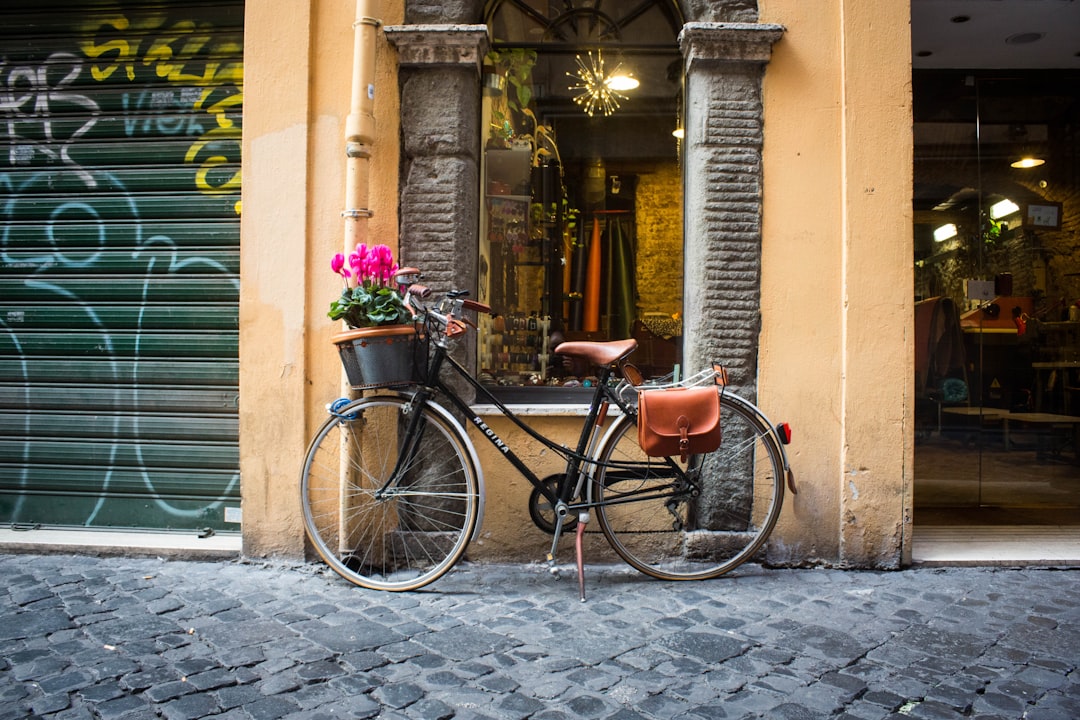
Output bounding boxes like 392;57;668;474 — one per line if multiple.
343;0;380;254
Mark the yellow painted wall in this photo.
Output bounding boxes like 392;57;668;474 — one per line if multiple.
759;0;914;566
465;415;584;560
240;0;402;557
239;0;913;567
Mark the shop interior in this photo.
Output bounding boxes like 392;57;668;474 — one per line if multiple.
911;2;1080;555
478;1;683;402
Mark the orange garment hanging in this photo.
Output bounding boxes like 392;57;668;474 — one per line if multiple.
583;217;601;332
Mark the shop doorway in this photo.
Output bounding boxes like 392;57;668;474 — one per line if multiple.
911;2;1080;561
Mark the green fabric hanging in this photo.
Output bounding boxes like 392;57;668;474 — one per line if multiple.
607;216;637;341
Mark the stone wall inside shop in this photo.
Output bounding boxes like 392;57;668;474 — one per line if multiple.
916;174;1080;315
635;162;684;320
1025;180;1080;309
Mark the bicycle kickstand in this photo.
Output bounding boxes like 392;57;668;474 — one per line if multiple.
574;511;590;603
545;509;565;581
546;503;590;602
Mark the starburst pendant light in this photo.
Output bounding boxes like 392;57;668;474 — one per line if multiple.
567;50;633;117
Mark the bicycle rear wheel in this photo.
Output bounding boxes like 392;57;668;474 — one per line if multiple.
594;391;784;580
300;394;479;591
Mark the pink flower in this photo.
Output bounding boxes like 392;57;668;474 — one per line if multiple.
328;243;408;328
348;243;397;286
332;243;401;288
331;253;351;279
348;243;368;279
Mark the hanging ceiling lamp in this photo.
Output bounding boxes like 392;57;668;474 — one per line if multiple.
1011;156;1045;169
1007;124;1046;169
567;50;636;117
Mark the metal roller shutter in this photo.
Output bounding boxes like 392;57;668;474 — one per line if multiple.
0;1;243;532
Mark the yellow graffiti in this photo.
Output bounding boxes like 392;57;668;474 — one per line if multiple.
197;71;243;130
80;13;172;82
79;11;242;213
78;14;133;81
144;22;211;83
186;127;241;195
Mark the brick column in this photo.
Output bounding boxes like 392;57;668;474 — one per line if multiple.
384;25;488;391
679;22;784;399
679;22;784;531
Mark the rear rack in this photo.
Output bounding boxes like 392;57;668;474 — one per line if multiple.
616;366;727;406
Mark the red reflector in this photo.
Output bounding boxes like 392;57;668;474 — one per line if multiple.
776;423;792;444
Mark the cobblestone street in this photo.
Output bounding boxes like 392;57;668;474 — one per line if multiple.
2;553;1079;719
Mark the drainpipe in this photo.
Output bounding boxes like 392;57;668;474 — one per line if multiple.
343;0;380;254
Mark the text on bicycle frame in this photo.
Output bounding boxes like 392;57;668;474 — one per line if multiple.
473;417;510;454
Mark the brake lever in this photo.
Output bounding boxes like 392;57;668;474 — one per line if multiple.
445;317;469;337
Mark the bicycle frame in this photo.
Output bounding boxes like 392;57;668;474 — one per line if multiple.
397;336;694;521
304;297;795;594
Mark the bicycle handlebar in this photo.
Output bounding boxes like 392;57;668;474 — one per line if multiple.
399;269;496;339
462;298;492;315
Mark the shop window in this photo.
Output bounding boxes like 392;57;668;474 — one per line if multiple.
479;0;683;399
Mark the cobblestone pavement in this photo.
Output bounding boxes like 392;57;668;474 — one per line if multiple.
2;553;1079;720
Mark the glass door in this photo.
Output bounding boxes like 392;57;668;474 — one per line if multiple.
914;70;1080;525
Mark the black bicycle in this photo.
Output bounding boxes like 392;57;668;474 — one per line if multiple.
300;276;795;596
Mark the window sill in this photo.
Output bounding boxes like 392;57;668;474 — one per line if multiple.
471;386;628;416
478;385;596;405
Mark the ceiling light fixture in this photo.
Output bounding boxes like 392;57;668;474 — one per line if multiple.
1005;32;1044;45
934;223;958;243
606;73;639;92
1011;156;1045;169
989;199;1020;219
567;50;634;117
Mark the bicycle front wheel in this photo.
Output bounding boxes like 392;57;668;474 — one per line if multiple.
300;394;480;591
594;391;784;581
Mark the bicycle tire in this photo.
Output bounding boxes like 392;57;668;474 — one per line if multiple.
594;391;785;581
300;394;480;591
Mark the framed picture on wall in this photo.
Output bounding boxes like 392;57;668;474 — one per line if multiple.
1024;202;1063;230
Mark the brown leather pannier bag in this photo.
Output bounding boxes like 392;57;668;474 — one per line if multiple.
637;386;723;463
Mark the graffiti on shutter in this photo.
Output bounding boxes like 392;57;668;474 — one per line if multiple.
0;2;244;531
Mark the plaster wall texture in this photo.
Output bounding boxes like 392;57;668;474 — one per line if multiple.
759;0;913;567
239;1;314;558
832;0;914;568
240;0;403;558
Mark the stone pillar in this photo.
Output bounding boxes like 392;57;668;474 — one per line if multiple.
384;25;488;390
679;22;783;399
679;22;783;531
384;25;486;289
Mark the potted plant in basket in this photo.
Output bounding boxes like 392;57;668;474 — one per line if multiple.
328;243;419;388
329;243;409;328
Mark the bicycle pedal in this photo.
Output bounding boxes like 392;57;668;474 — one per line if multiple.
546;554;560;580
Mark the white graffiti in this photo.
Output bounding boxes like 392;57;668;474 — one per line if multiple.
0;52;100;186
1;40;241;528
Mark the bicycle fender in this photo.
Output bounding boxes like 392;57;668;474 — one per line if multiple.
605;392;797;496
395;392;488;541
724;392;797;496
